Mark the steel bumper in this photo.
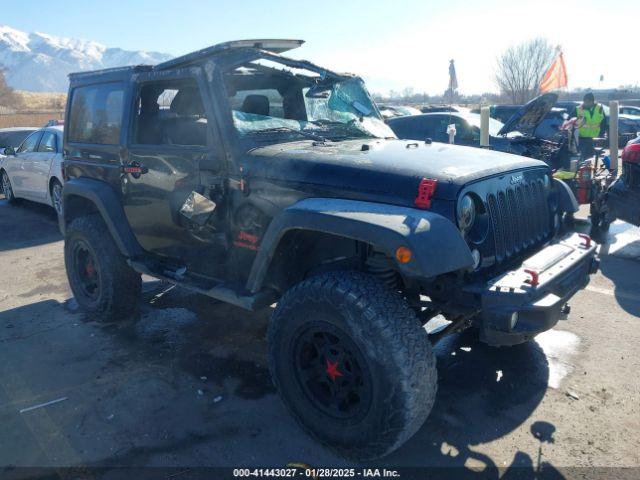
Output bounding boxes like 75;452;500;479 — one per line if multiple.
471;232;598;346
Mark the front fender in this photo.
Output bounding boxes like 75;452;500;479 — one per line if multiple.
246;198;474;293
553;178;579;213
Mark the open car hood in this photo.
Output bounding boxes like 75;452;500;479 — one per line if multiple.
497;93;558;136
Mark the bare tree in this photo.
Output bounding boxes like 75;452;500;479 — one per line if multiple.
0;68;21;109
495;38;556;104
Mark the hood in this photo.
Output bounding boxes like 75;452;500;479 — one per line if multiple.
497;93;558;136
245;139;546;201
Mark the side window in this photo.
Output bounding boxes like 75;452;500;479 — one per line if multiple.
37;132;57;153
133;78;208;147
17;131;42;154
68;83;124;145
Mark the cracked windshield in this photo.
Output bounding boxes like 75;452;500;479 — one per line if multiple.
226;59;395;141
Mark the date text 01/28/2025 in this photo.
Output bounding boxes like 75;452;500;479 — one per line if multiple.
232;468;400;477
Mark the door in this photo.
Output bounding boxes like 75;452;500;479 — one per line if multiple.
9;130;43;198
25;130;58;200
123;70;228;277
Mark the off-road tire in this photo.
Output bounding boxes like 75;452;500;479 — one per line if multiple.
268;271;437;460
64;214;141;319
1;171;18;204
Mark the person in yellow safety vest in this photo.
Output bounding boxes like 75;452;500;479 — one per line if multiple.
574;92;607;160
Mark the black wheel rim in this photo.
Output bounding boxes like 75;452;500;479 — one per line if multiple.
293;321;373;421
72;240;101;301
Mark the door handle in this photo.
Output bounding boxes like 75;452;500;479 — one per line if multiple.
122;161;149;179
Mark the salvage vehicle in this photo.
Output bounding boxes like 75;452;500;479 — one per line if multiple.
1;126;65;216
389;94;564;166
598;137;640;229
471;105;570;143
60;39;598;460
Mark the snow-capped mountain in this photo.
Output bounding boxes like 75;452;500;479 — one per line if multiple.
0;26;173;92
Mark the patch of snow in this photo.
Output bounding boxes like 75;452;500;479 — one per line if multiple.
535;329;580;389
603;221;640;260
0;25;173;92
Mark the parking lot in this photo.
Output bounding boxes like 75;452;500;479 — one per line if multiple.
0;197;639;477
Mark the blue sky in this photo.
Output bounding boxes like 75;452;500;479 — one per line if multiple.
2;0;637;95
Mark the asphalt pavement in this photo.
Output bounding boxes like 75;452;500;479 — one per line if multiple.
0;198;638;479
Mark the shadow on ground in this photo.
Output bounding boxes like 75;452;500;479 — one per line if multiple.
0;198;60;251
0;281;566;477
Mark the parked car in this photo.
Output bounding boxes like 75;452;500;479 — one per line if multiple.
389;93;564;166
481;105;520;124
420;104;460;113
378;104;421;119
603;136;640;228
620;105;640;116
1;126;64;216
60;39;597;460
0;127;38;157
471;106;569;142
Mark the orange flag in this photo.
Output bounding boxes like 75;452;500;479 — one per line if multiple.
540;51;568;93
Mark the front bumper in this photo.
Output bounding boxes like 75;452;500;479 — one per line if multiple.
467;232;598;346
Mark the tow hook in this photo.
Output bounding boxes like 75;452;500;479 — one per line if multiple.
561;304;571;318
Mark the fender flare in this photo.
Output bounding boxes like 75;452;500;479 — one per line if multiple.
553;178;579;213
62;178;143;258
246;198;474;293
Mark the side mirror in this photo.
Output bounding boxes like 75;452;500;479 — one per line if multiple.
3;146;15;156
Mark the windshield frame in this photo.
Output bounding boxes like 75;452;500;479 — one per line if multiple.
216;49;394;144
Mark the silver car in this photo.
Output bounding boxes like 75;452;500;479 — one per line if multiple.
1;126;65;216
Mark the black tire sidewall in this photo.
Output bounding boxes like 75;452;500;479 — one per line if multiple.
65;225;110;313
64;215;140;318
272;297;388;444
269;273;437;459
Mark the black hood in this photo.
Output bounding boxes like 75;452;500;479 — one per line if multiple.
497;93;558;136
244;139;547;202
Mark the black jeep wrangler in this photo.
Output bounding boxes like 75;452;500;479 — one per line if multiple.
61;39;598;459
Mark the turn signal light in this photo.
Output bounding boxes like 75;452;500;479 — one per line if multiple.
395;246;413;264
415;178;437;209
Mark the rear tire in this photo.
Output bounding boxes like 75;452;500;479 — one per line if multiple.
64;214;141;319
268;271;437;460
1;171;18;204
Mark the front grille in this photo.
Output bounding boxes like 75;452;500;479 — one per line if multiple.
486;179;551;262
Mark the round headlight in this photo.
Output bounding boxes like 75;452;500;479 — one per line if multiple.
457;194;476;234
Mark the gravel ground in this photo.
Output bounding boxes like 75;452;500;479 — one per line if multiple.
0;198;638;479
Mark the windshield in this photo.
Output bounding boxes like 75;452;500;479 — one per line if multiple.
225;59;394;141
462;113;505;136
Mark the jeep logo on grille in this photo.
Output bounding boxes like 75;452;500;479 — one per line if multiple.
510;174;524;185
